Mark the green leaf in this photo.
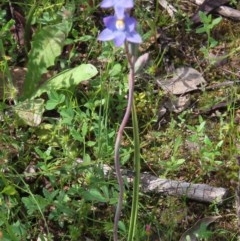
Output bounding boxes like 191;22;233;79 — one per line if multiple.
60;107;74;125
118;221;127;233
1;185;17;196
209;38;218;48
22;195;49;215
211;17;222;27
22;21;71;99
43;188;59;201
109;63;122;77
82;188;107;202
14;98;45;126
199;11;210;23
81;121;88;137
70;128;83;142
196;27;207;34
86;141;96;147
46;91;65;110
79;35;93;42
32;64;98;98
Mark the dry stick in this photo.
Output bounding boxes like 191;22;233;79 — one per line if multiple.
113;42;135;241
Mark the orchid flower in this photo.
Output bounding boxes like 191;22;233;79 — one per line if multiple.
98;14;142;47
100;0;133;18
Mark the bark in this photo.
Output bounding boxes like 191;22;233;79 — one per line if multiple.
103;165;229;204
139;172;228;204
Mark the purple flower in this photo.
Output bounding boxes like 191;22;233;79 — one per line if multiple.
98;14;142;47
100;0;134;18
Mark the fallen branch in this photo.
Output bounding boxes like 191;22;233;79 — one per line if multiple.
139;172;228;204
191;0;240;23
103;165;229;204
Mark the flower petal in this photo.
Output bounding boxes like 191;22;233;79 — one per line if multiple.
98;28;115;41
126;32;142;44
114;32;126;46
100;0;133;9
103;16;117;30
116;0;133;8
114;6;125;19
100;0;114;8
125;16;137;32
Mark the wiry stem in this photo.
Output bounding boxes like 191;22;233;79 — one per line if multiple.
127;98;140;241
113;41;135;241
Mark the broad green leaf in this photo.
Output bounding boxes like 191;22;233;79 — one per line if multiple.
32;64;98;98
14;98;45;126
22;21;71;99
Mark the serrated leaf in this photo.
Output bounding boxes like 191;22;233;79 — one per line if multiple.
32;64;98;98
70;128;83;142
43;188;59;201
60;108;74;125
22;195;49;215
22;21;71;99
45;91;65;110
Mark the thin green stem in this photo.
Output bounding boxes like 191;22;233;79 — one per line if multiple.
127;98;140;241
113;42;135;241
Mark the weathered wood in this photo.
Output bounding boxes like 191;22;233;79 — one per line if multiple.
191;0;240;23
103;165;229;204
139;172;228;204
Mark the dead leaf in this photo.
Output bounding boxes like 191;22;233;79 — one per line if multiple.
157;67;206;95
164;94;191;113
14;98;45;126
